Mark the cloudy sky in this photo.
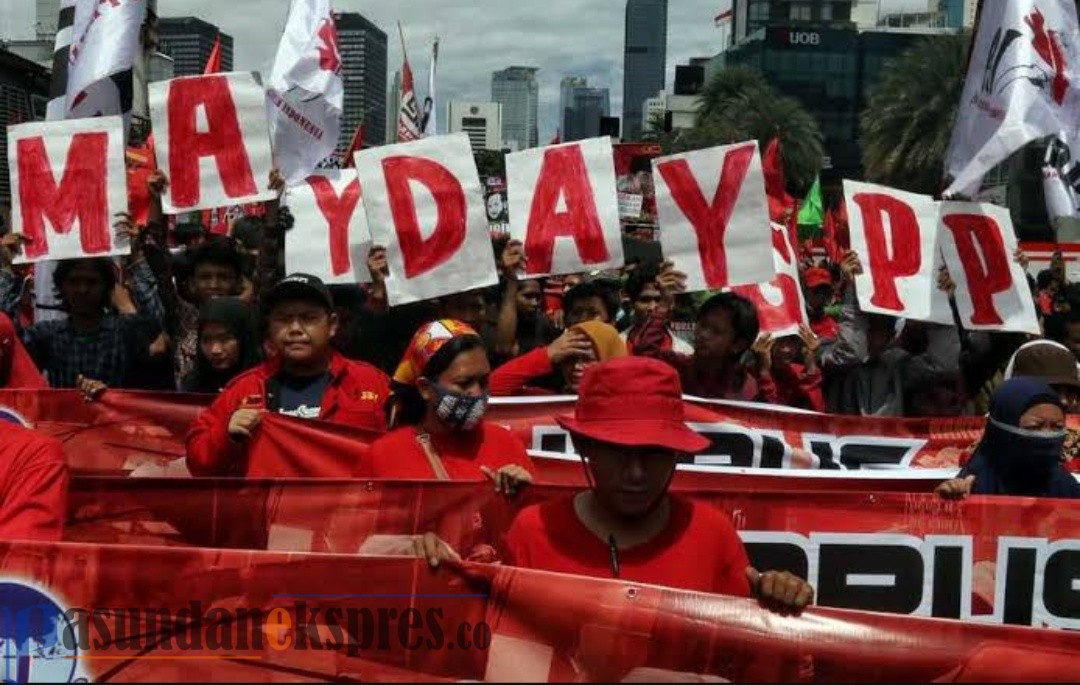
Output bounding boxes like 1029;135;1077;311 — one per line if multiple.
1;0;732;140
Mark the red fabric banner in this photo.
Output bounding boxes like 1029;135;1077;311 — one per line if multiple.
0;539;1077;683
0;390;987;477
63;478;1080;629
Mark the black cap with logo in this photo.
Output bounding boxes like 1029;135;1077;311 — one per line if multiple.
264;273;335;313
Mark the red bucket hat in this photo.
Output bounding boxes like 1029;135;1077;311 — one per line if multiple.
803;267;832;289
556;357;710;453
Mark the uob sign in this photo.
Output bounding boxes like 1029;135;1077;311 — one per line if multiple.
789;31;821;45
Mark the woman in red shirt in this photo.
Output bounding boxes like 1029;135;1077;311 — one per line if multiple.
489;320;627;396
366;320;534;491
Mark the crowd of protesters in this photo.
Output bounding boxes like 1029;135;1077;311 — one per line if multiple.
1;166;1078;575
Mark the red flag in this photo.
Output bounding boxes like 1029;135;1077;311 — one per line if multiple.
342;122;364;168
397;56;422;143
762;138;795;223
204;34;222;75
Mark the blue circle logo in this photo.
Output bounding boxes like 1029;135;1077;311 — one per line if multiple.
0;581;79;683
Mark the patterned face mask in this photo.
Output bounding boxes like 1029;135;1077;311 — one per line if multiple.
432;384;488;431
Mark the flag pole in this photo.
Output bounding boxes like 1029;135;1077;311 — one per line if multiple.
398;22;409;64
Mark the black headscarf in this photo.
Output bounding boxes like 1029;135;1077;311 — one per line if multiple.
960;378;1080;498
180;297;261;394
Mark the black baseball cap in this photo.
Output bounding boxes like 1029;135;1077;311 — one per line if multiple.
264;273;335;312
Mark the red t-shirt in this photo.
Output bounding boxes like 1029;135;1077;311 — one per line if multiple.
365;422;534;479
0;424;68;541
504;495;752;596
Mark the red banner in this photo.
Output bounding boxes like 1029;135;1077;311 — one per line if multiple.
63;478;1080;629
2;539;1078;683
0;390;987;477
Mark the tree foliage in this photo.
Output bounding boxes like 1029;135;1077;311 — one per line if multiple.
860;34;970;195
645;66;825;195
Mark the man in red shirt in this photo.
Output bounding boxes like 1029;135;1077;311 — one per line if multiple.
186;274;390;476
0;422;67;541
416;357;813;609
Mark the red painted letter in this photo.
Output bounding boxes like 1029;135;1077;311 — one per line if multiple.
656;144;754;288
17;132;110;260
525;145;609;275
309;176;361;277
732;228;802;333
851;192;921;311
942;213;1012;325
382;156;466;278
168;75;257;208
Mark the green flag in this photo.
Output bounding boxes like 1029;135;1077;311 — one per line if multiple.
797;176;823;239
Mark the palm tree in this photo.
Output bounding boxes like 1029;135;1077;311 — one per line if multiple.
860;34;970;195
656;66;825;195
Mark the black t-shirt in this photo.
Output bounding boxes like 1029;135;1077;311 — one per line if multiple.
277;372;332;419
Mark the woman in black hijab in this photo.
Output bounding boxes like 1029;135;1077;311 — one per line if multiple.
180;298;261;393
938;377;1080;499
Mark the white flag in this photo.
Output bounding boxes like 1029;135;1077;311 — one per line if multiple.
266;0;345;185
1043;132;1080;221
944;0;1080;197
421;38;439;137
65;0;145;116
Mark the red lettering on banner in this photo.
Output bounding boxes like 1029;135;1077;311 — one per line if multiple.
309;176;361;277
852;193;921;311
656;144;754;288
525;145;609;274
382;156;465;278
16;133;110;259
167;75;258;208
733;228;802;332
941;214;1012;325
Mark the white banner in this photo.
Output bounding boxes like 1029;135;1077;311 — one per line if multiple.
285;170;372;285
654;141;775;292
7;116;129;264
354;133;497;305
938;202;1040;334
945;0;1080;196
149;72;277;214
267;0;344;186
506;137;623;277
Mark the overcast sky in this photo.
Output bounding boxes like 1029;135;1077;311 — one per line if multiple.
2;1;932;139
2;0;731;140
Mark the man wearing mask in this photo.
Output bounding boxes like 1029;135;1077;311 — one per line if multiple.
416;357;814;609
185;274;390;476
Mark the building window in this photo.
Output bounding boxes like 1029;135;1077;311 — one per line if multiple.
790;2;812;21
748;0;769;21
821;3;833;21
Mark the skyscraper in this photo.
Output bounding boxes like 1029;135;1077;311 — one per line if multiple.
559;76;587;136
565;87;611;142
492;66;539;150
448;102;503;151
622;0;668;141
335;12;388;150
35;0;60;41
158;17;234;76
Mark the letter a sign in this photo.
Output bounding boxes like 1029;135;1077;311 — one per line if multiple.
149;72;277;214
7;116;129;264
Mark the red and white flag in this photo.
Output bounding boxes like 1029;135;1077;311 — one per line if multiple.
266;0;345;185
945;0;1080;196
1043;131;1080;222
60;0;144;119
397;56;422;143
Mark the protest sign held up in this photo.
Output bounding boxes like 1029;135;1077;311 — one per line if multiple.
7;116;129;264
